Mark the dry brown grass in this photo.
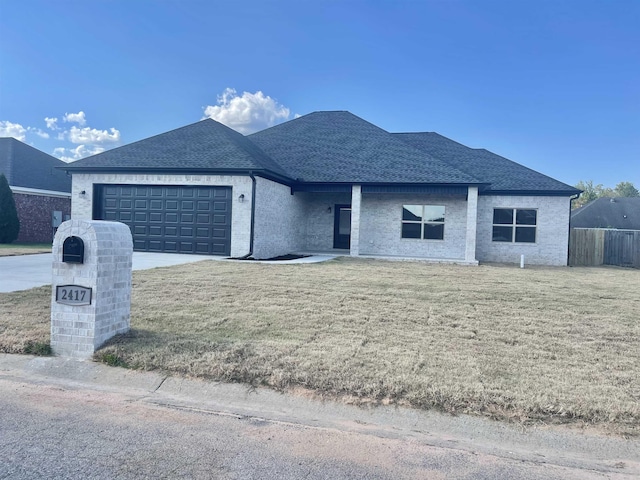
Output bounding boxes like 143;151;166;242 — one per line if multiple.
0;244;51;256
1;258;639;433
0;286;51;353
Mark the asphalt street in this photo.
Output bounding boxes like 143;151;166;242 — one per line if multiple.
1;354;638;479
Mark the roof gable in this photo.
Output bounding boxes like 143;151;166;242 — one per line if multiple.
571;197;640;230
249;112;480;184
64;119;291;179
394;132;580;194
0;137;72;192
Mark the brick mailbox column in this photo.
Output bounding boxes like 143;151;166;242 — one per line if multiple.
51;220;133;359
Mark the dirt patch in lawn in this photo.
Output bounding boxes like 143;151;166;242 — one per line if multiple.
0;244;51;257
1;258;639;434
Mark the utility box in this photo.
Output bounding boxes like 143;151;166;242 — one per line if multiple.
52;211;63;228
51;220;133;359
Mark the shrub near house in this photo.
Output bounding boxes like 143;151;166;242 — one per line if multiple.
0;173;19;243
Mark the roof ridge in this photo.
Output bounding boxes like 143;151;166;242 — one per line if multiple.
395;131;474;148
250;112;483;184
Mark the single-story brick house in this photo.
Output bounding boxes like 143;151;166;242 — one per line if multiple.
0;137;72;243
62;111;580;265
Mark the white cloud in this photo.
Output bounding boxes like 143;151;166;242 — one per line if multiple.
54;144;105;163
27;127;50;139
63;111;87;126
49;111;121;159
45;117;59;130
203;88;291;134
68;126;120;144
3;111;121;161
0;120;27;141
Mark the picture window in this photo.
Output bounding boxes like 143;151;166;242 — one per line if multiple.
402;205;445;240
492;208;536;243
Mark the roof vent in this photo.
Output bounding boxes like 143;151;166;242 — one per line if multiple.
610;198;616;203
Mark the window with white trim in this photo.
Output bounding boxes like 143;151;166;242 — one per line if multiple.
492;208;537;243
402;205;445;240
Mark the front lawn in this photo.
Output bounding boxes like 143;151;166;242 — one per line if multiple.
1;258;638;434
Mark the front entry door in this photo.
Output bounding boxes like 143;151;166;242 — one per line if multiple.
333;205;351;249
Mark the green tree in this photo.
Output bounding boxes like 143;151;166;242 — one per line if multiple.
573;180;610;208
614;181;639;197
0;173;20;243
575;180;599;204
572;180;639;209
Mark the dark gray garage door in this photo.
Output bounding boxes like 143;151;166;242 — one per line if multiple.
95;185;232;255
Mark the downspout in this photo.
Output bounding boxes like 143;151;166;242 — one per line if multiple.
238;172;257;259
249;172;256;255
567;192;581;265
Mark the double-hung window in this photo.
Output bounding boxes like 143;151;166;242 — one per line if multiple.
402;205;445;240
492;208;537;243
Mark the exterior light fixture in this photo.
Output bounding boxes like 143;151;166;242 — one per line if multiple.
239;194;245;203
80;190;86;195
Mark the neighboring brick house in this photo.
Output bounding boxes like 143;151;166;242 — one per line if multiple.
0;138;72;243
62;111;581;265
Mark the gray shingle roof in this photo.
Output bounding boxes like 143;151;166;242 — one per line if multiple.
60;112;580;195
394;132;580;194
248;112;481;184
64;119;291;179
0;137;71;192
571;197;640;230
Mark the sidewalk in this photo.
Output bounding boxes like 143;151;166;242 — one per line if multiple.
1;353;638;478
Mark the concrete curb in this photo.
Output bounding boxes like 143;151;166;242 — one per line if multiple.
1;353;638;477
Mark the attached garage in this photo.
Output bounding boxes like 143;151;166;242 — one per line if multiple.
94;184;232;255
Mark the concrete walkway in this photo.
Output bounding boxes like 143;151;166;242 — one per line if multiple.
1;353;638;479
0;252;338;293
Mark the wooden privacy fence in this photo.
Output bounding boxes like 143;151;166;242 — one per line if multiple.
569;228;640;268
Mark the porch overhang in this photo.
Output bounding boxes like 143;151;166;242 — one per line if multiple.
291;183;487;194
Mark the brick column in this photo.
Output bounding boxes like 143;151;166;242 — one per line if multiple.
350;185;361;256
51;220;133;359
465;186;478;262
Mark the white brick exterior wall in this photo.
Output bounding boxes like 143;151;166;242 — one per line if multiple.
71;173;253;257
358;194;470;259
70;173;572;265
476;195;572;266
253;177;305;259
51;220;133;359
301;192;352;250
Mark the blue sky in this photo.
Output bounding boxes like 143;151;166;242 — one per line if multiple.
1;0;638;189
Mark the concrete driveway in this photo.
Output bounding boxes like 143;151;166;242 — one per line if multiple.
0;253;216;293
